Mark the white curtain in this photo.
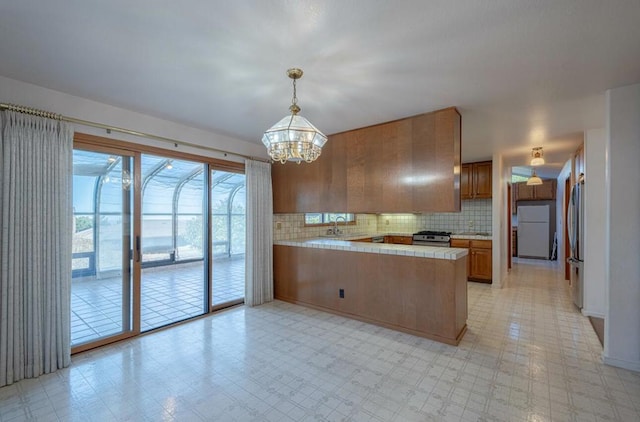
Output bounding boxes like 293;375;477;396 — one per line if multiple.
245;159;273;306
0;111;73;387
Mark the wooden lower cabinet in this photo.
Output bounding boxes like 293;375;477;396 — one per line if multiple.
450;239;492;283
384;235;413;245
274;245;468;345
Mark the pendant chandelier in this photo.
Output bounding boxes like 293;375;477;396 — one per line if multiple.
530;147;545;166
526;168;543;186
262;68;327;164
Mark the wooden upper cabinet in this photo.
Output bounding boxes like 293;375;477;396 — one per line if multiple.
272;132;347;213
515;182;535;200
473;162;492;198
461;161;492;199
272;107;461;213
513;179;556;201
460;164;473;199
533;179;556;200
411;110;461;212
346;120;413;212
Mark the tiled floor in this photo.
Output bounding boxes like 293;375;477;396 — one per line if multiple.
71;256;245;345
3;259;640;421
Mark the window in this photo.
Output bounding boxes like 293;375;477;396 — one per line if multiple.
304;213;356;225
511;174;529;183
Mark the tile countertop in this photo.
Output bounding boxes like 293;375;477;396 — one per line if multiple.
450;233;492;240
274;236;468;261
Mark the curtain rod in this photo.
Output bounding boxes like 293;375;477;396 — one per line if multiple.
0;102;270;163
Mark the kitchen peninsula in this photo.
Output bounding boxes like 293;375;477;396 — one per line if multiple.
274;236;468;345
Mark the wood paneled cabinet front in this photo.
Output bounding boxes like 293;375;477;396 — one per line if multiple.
461;161;492;199
272;131;347;212
514;179;556;201
532;179;556;200
384;235;413;245
450;239;492;283
272;107;461;213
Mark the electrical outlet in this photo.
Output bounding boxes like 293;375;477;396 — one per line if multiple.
385;219;389;225
275;222;282;230
468;220;474;228
339;289;344;298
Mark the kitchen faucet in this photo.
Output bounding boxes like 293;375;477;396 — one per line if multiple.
334;216;347;235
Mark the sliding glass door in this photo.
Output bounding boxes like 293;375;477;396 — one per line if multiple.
71;137;246;351
140;155;208;331
211;170;246;309
71;149;133;347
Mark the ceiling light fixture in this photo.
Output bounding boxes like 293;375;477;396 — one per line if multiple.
530;147;544;166
262;68;327;164
526;168;543;186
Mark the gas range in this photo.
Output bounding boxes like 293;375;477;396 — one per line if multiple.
412;230;452;247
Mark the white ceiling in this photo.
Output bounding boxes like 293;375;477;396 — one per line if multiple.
1;1;639;175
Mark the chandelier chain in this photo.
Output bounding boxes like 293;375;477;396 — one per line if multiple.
291;78;298;106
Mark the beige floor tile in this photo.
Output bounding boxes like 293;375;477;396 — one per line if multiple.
1;258;640;421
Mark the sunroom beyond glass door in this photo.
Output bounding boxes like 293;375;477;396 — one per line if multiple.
71;149;133;347
140;155;207;331
211;170;246;308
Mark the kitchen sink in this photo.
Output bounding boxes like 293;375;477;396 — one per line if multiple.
318;232;369;239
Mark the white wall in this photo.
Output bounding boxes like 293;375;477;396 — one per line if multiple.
555;159;572;277
491;153;508;288
583;128;606;318
0;75;267;161
604;83;640;372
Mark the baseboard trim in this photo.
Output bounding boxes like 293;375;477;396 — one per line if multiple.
603;355;640;372
581;308;606;318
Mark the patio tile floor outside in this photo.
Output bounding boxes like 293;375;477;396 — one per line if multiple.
71;256;245;346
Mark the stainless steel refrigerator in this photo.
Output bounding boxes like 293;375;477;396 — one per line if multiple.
567;175;585;309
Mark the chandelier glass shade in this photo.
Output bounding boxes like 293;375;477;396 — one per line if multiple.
530;147;545;166
262;68;327;164
526;169;543;186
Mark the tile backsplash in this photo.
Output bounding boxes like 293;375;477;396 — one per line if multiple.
417;199;492;233
377;214;419;234
273;199;492;240
273;214;377;241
